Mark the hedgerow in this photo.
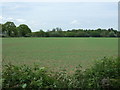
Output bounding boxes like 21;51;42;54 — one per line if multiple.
1;57;120;89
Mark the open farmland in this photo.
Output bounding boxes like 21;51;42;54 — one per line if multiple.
2;38;118;72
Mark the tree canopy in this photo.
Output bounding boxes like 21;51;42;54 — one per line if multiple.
17;24;31;37
1;22;31;37
1;21;120;37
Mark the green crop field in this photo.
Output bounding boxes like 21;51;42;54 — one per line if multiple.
2;38;118;72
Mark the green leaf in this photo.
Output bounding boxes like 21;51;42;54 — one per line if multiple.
22;83;27;88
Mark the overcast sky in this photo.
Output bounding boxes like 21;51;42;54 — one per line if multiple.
0;2;118;31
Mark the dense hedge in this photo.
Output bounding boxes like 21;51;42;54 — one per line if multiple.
1;57;120;89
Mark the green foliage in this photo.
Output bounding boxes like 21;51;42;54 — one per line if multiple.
30;28;119;37
3;22;18;37
1;21;119;37
77;57;120;89
108;31;117;37
17;24;31;37
2;63;59;88
2;57;120;89
1;22;31;37
89;30;100;37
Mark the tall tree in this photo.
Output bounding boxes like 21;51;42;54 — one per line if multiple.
4;22;17;37
17;24;31;37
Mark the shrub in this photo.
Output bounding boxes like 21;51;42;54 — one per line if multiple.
73;57;120;89
2;57;120;89
2;63;59;88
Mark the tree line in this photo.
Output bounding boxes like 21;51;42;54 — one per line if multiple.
0;21;120;37
0;21;31;37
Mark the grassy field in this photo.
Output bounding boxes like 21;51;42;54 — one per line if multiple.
2;37;118;72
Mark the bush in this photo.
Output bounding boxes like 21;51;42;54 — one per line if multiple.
2;57;120;89
73;57;120;89
2;63;59;88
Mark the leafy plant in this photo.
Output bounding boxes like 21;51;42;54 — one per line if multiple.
2;63;58;88
2;57;120;89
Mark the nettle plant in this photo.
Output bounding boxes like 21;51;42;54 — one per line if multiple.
2;63;59;88
2;57;120;89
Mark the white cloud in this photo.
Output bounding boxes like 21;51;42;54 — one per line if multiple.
7;17;13;20
0;17;14;22
0;16;26;24
70;20;79;24
16;19;26;22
